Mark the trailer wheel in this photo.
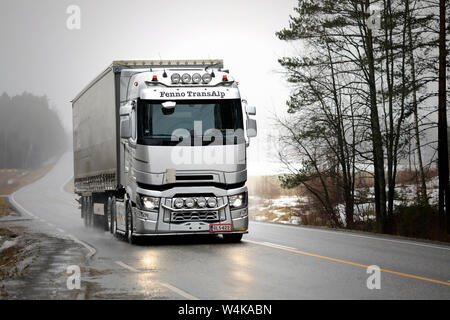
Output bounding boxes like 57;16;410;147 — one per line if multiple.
87;196;94;227
83;197;89;227
126;202;137;244
81;196;85;219
80;197;84;219
223;233;243;243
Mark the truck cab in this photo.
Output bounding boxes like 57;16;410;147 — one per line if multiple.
73;60;256;243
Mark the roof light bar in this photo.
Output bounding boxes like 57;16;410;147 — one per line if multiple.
202;73;212;84
181;73;191;84
192;73;201;84
171;73;181;84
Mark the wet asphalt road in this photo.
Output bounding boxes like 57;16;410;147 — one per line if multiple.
8;153;450;299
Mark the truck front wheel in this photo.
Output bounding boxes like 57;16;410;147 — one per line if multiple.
104;197;112;232
126;202;137;244
111;197;119;237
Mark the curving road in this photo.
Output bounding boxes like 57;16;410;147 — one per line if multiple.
9;153;450;299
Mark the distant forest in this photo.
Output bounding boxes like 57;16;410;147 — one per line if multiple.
0;92;67;169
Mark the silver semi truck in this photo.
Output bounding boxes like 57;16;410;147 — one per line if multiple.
72;60;257;243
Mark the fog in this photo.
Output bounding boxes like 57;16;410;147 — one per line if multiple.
0;93;67;168
0;0;298;175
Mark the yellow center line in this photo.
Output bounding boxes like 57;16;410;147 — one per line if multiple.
243;239;450;287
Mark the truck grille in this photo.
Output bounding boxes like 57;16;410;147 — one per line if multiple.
171;211;219;223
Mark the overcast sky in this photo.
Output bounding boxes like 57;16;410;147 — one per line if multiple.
0;0;299;175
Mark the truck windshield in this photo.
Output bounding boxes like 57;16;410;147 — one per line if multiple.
137;99;244;146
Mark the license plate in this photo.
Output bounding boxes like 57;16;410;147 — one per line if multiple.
209;223;232;232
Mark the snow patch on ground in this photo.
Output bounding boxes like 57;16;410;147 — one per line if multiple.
250;177;440;227
0;239;18;251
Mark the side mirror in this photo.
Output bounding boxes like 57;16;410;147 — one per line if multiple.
120;116;131;139
246;105;256;116
246;118;257;138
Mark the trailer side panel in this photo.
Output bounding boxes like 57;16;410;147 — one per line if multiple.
72;68;117;193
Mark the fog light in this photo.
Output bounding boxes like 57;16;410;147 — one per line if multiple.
197;197;206;208
185;197;195;208
171;73;180;84
174;198;184;209
181;73;191;84
192;73;201;84
207;197;217;208
202;73;212;84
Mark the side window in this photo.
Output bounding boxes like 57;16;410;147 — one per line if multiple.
131;108;136;141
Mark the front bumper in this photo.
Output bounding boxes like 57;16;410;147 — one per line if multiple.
132;186;248;236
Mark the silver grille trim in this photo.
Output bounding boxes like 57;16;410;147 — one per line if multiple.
161;203;227;212
171;211;219;223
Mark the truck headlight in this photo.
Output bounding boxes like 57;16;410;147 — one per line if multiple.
207;197;217;208
228;192;248;210
137;195;160;211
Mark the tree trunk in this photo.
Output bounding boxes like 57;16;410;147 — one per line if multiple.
438;0;449;233
364;5;387;232
407;0;428;205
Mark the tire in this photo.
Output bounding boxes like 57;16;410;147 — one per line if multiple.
111;197;119;237
223;233;243;243
105;197;112;232
126;202;137;244
80;197;85;219
87;196;94;227
93;214;104;229
83;197;89;227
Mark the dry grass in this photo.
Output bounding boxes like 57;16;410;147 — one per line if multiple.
0;166;52;195
247;175;302;198
0;166;52;218
0;197;12;217
0;165;53;287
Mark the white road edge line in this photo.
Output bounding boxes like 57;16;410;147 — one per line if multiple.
115;260;139;272
262;241;298;250
115;260;199;300
68;235;96;259
10;182;97;260
9;192;36;219
251;221;450;251
159;282;199;300
60;176;72;193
